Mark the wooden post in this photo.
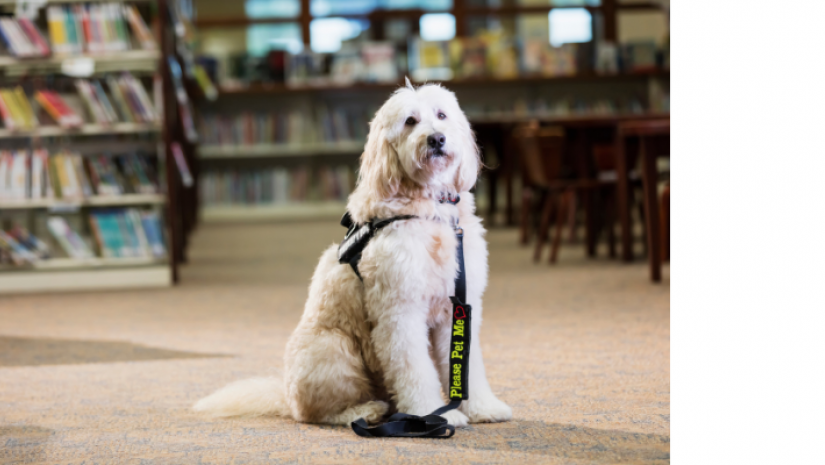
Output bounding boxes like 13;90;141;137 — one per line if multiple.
602;0;617;42
300;0;311;46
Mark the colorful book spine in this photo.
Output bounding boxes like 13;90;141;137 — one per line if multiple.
47;6;69;55
0;91;16;130
47;216;93;259
123;5;156;50
140;211;166;258
17;17;51;56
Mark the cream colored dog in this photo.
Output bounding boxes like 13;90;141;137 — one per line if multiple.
194;81;512;428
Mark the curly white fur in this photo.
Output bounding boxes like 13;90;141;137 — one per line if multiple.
194;82;512;427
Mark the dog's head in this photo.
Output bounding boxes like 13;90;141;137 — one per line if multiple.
358;80;480;200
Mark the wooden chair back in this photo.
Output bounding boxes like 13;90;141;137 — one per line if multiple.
513;122;566;189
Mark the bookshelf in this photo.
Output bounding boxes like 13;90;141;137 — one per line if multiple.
216;70;670;96
201;201;348;223
0;0;198;294
199;141;364;160
0;122;159;138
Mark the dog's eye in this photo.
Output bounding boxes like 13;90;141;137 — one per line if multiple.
405;117;417;126
437;112;446;120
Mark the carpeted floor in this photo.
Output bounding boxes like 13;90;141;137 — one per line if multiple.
0;220;670;464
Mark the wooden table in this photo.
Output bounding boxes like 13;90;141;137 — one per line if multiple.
471;112;669;229
615;119;670;282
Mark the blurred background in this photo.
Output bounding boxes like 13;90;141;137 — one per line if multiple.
0;0;670;291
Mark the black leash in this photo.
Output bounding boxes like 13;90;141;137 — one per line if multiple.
339;194;471;439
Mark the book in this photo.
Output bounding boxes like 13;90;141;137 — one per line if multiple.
47;6;70;55
0;87;37;129
115;210;140;257
0;230;39;265
47;216;94;259
17;17;51;56
125;209;151;257
35;91;83;128
91;211;125;257
8;150;27;200
106;75;134;122
361;42;397;83
30;149;48;199
123;5;156;50
8;226;51;259
140;211;166;258
0;90;15;129
75;79;109;124
0;151;11;200
0;18;44;57
409;38;453;82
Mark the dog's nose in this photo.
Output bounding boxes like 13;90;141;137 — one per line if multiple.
427;133;446;149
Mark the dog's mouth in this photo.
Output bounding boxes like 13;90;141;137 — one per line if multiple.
427;148;447;158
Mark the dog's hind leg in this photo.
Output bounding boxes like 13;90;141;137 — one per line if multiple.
285;327;385;425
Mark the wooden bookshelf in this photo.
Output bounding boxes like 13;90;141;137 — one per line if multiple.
194;2;664;29
1;256;167;271
0;0;196;293
218;70;670;97
0;123;160;139
199;141;364;159
467;111;671;126
0;264;170;294
0;50;160;76
0;0;154;5
0;194;165;210
201;202;347;223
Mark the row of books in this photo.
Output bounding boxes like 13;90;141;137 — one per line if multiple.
199;165;354;205
0;74;156;130
461;96;650;120
0;17;50;57
0;4;155;58
0;149;157;201
199;106;373;147
0;210;165;266
216;35;669;88
46;4;156;55
74;74;157;125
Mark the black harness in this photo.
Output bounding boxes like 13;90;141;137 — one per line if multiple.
338;194;471;439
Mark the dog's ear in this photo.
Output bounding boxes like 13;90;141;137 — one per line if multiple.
453;128;481;193
359;115;405;199
404;76;414;90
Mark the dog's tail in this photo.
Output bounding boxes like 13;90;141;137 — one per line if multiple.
193;377;288;418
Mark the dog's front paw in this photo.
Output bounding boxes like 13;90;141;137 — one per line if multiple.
462;395;512;423
440;409;469;428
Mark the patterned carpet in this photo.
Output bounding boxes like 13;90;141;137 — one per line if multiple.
0;220;670;464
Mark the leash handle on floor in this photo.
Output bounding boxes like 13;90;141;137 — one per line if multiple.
351;228;471;439
351;400;461;438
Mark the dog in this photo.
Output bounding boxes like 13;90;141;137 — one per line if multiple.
194;80;512;428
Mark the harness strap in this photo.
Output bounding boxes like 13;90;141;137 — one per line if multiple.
346;213;471;439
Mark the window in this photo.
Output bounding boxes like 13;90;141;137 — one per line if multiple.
245;0;300;18
311;0;452;17
310;18;368;53
548;8;592;47
420;13;456;41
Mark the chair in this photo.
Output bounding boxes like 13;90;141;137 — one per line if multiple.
515;123;616;263
661;183;669;262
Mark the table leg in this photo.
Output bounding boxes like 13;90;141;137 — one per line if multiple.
640;138;662;282
615;131;633;262
503;134;516;226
